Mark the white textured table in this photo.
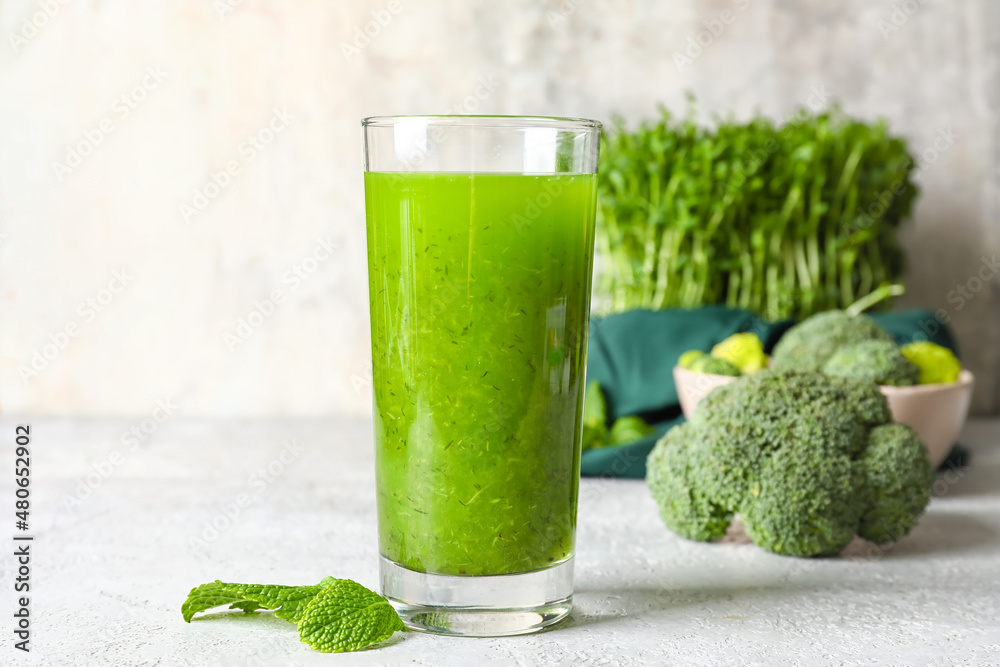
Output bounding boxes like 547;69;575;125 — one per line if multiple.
2;417;999;666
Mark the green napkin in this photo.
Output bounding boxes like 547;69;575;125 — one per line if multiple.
581;307;959;478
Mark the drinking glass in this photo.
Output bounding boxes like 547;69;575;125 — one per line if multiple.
362;115;601;636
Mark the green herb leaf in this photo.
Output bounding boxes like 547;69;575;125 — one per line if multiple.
181;579;335;623
297;579;405;653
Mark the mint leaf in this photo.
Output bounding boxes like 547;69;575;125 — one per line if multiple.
297;579;405;653
182;579;334;623
181;577;405;654
228;600;264;614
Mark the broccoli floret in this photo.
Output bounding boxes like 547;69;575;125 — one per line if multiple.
690;355;741;376
900;341;962;384
647;369;934;557
694;371;879;458
823;375;893;427
858;424;934;544
741;445;866;556
772;311;893;372
823;340;919;386
646;424;733;541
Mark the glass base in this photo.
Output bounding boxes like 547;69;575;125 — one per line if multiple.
379;556;574;637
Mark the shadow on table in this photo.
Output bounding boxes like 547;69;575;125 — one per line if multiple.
188;609;409;651
932;460;1000;498
189;610;299;628
567;581;817;629
570;511;998;628
844;510;998;561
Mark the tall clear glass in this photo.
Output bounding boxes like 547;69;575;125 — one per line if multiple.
362;115;601;636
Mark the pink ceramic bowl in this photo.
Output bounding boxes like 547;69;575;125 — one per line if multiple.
672;366;975;467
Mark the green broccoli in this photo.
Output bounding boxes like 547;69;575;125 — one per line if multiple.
647;370;934;557
823;340;919;386
646;424;734;541
689;355;742;376
858;423;934;544
771;283;906;372
771;310;893;372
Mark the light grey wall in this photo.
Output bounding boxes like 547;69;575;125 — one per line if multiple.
1;0;997;416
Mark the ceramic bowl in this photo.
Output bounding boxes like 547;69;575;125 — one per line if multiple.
672;366;975;467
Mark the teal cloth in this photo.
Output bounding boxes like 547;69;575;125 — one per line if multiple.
580;307;959;478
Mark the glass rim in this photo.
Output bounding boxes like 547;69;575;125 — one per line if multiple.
361;114;602;131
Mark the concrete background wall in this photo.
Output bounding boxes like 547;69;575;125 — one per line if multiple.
1;0;997;417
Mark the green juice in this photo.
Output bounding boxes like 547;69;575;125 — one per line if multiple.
365;171;597;576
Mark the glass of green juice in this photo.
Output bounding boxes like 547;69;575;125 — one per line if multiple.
362;115;601;637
